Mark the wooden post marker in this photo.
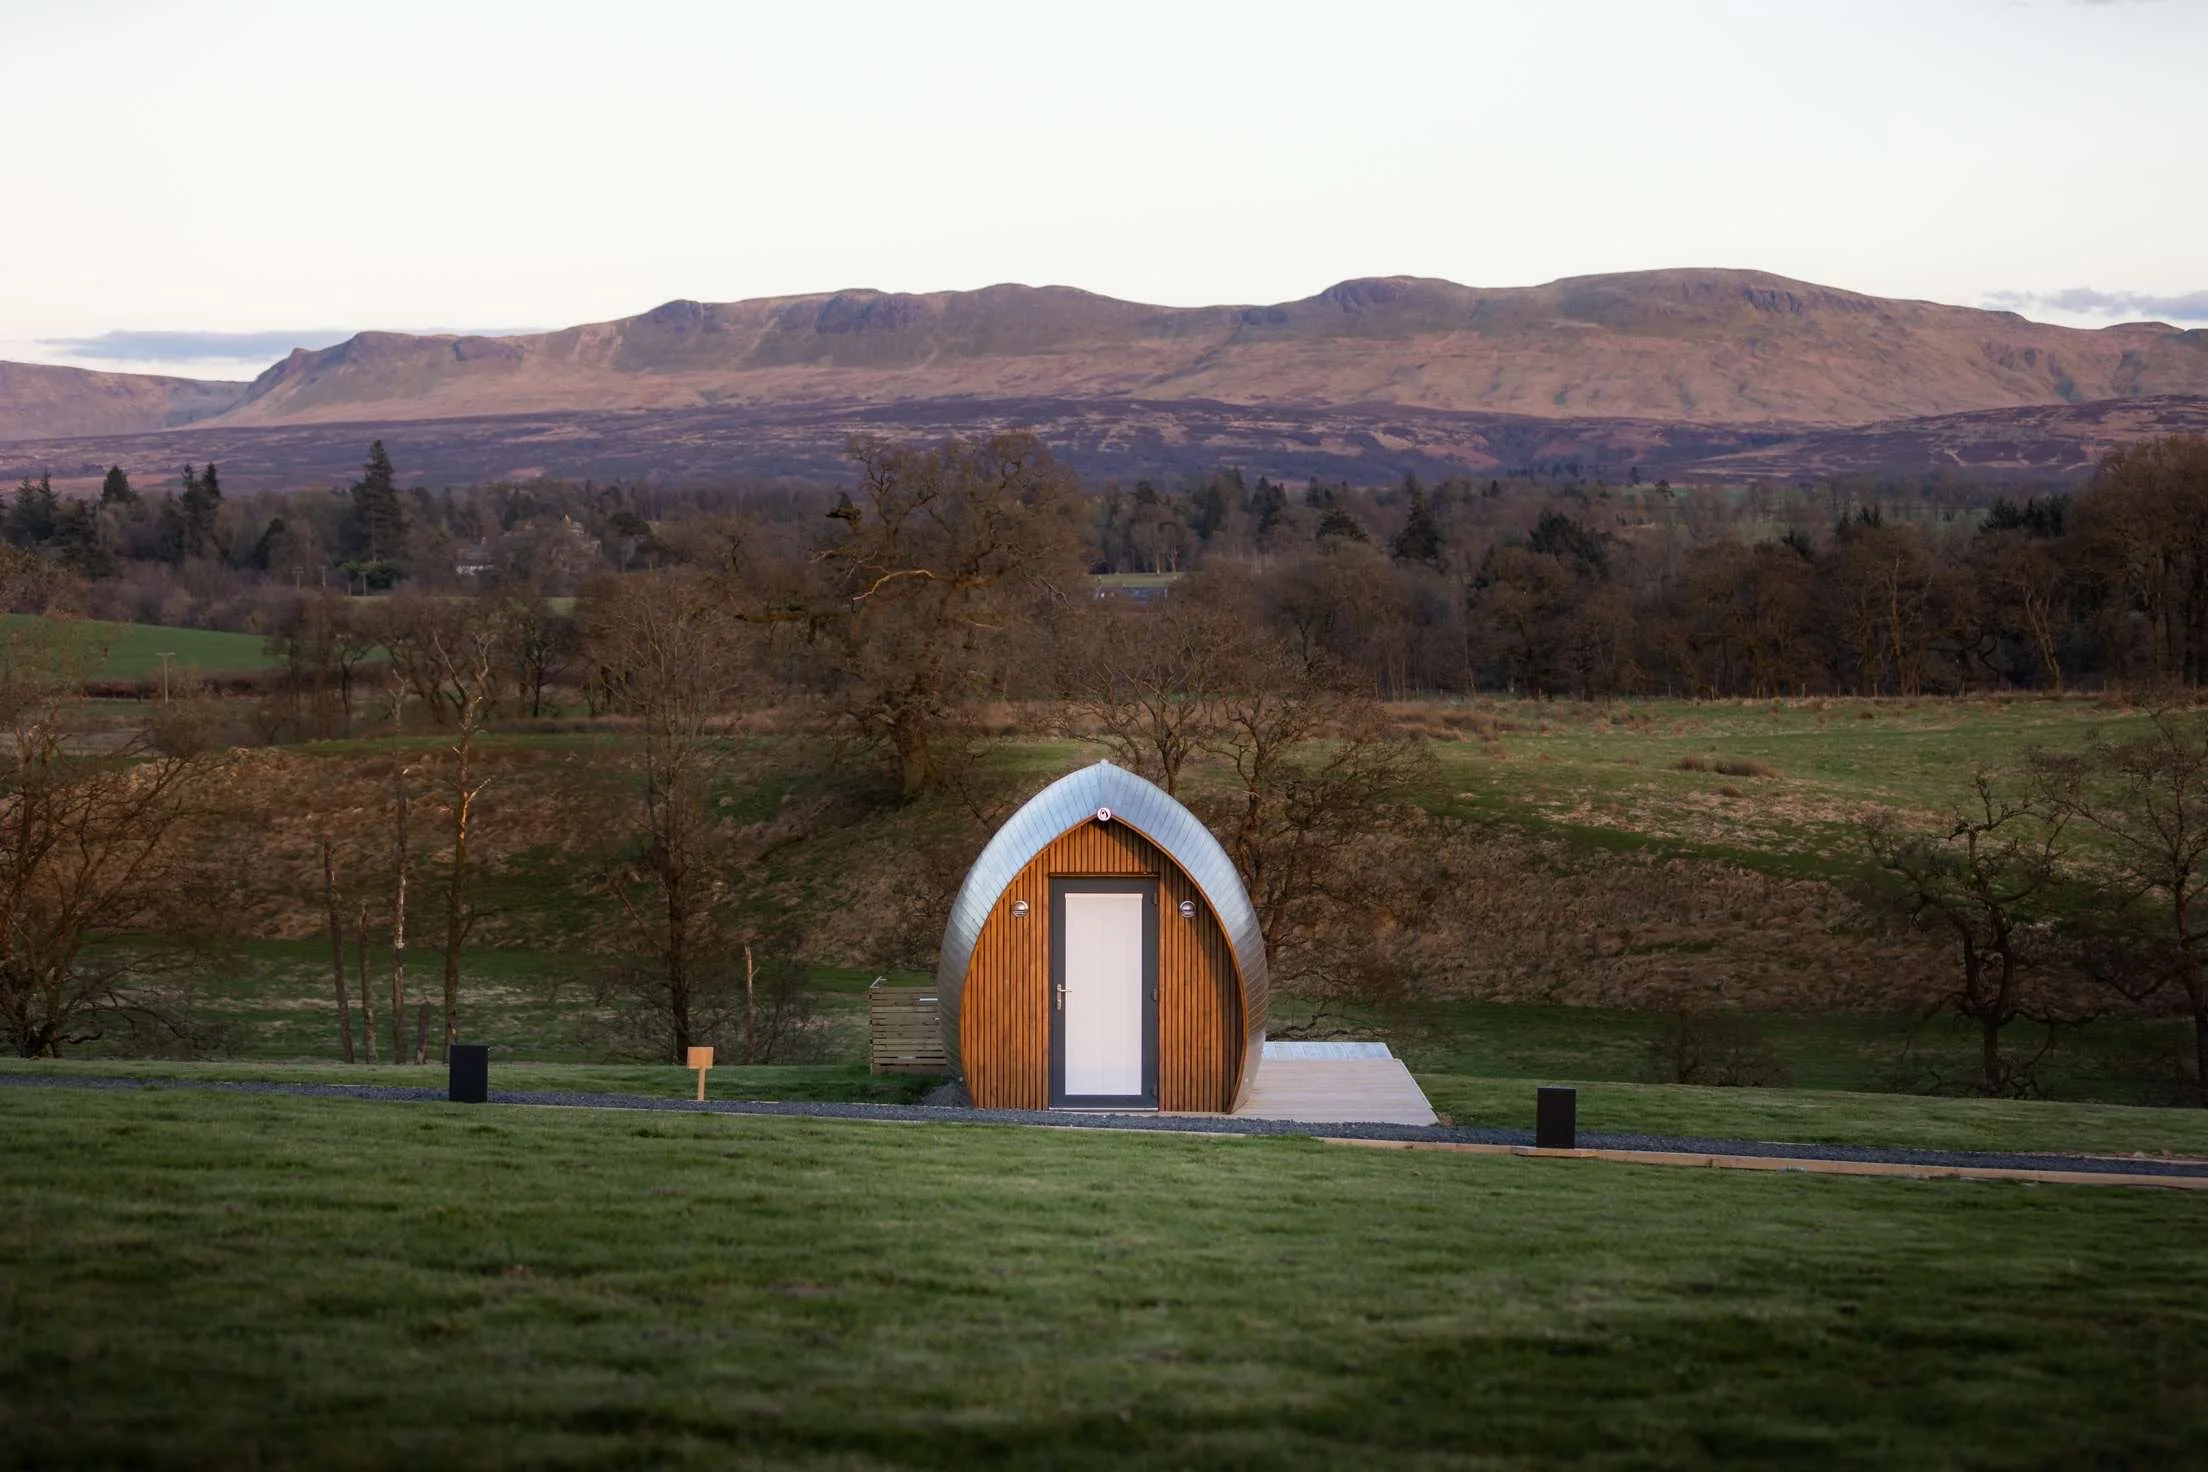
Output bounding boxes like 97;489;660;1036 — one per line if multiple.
687;1046;714;1101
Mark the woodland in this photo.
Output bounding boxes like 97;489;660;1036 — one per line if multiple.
6;432;2208;1107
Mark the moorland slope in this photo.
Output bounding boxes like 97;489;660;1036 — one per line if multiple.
0;361;246;441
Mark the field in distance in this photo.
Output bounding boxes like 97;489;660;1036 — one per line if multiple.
1410;692;2147;878
1;614;273;680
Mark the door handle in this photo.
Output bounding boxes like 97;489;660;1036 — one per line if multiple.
1056;984;1066;1011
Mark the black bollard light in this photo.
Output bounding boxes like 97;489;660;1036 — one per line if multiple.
1535;1085;1577;1150
448;1043;489;1104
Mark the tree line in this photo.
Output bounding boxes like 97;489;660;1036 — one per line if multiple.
12;435;2208;702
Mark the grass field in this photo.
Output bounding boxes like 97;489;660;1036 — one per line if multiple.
2;1087;2201;1468
8;1057;2208;1160
84;924;2196;1103
1383;999;2194;1106
104;938;923;1065
1417;694;2150;879
0;613;273;679
0;1059;943;1106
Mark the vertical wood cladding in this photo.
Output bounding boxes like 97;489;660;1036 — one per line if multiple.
960;818;1244;1112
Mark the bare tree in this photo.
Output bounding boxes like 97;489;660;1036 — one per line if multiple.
372;592;498;728
1059;582;1242;796
267;589;376;737
810;432;1088;797
354;900;377;1065
584;569;745;1058
2033;709;2208;1104
1186;639;1439;1033
2073;438;2208;687
492;587;571;719
0;599;234;1056
388;679;413;1064
1860;774;2070;1096
427;610;505;1055
1973;530;2068;691
322;836;354;1062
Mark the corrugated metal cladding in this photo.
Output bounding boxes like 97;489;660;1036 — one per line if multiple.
936;762;1269;1110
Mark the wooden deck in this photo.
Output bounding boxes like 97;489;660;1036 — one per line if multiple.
1233;1057;1438;1127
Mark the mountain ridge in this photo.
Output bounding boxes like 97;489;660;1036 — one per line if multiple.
9;269;2208;442
215;268;2207;429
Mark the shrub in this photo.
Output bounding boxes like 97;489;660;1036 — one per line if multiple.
1647;1011;1792;1087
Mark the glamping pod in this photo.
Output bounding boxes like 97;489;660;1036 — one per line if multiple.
937;762;1268;1112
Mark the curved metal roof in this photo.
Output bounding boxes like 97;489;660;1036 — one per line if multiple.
935;761;1269;1104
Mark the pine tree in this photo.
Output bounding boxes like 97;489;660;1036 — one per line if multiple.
178;462;222;559
153;496;187;564
346;441;406;567
5;473;58;547
1316;502;1369;545
1390;479;1444;568
1527;510;1608;575
249;517;287;572
53;500;109;577
99;466;135;505
1250;479;1287;540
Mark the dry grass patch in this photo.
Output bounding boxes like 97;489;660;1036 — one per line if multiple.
1675;755;1779;779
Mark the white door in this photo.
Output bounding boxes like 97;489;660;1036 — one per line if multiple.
1060;890;1146;1099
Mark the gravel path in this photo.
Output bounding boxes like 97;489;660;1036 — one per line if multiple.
7;1071;2206;1182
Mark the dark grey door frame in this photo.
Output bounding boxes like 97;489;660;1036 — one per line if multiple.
1048;877;1159;1110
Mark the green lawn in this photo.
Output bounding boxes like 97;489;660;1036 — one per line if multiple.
1421;1074;2208;1158
1379;1000;2192;1105
85;938;931;1066
0;613;273;679
1;1088;2200;1467
0;1059;940;1105
10;1056;2207;1160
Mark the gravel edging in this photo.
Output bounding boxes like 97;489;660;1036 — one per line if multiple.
6;1071;2207;1181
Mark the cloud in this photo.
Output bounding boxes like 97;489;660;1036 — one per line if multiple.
1985;287;2208;323
36;327;540;363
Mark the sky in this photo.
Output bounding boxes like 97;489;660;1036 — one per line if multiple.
2;0;2203;380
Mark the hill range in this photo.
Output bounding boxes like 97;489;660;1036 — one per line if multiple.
5;269;2206;488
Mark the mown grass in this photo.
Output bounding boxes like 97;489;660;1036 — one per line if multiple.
94;937;933;1066
0;1059;941;1105
0;613;273;678
1;1088;2201;1468
1421;1074;2208;1158
1380;1000;2192;1105
10;1055;2201;1160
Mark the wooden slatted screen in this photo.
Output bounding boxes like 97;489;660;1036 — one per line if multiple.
869;989;947;1076
959;819;1243;1111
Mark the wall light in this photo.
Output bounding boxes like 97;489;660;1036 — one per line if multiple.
1178;899;1196;919
1012;899;1030;918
